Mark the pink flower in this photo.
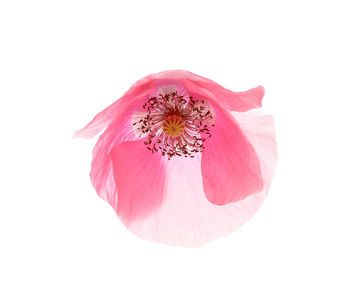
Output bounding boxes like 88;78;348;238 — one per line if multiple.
75;70;277;247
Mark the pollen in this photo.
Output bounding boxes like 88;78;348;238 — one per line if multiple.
162;115;185;137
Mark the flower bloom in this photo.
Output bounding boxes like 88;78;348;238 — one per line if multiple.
75;70;277;247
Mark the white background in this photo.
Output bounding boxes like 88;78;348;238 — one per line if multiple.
1;0;349;288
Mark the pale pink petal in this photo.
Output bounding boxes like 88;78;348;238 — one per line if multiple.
124;110;276;247
111;140;167;225
231;110;278;185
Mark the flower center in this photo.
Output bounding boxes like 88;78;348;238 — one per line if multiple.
162;115;185;137
133;85;215;159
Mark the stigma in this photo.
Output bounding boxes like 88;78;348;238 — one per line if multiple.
133;85;215;159
162;115;185;137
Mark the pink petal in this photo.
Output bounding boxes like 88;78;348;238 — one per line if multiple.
124;110;276;247
189;80;264;112
109;70;264;113
73;98;122;139
201;104;264;205
111;140;167;224
74;71;263;139
88;90;154;206
74;87;155;139
162;70;264;111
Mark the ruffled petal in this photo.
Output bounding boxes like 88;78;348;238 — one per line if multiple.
111;140;167;225
188;81;264;112
182;78;263;112
225;86;264;111
74;98;122;139
201;104;264;205
165;70;264;111
111;70;263;112
74;86;155;139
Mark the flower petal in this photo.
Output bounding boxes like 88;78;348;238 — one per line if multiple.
111;70;263;112
124;155;264;247
158;70;264;111
75;70;276;247
88;89;155;206
188;80;264;112
232;110;278;186
74;98;122;139
74;86;155;139
111;140;167;224
123;110;276;247
201;104;264;205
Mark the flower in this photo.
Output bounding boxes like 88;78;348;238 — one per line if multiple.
75;70;277;247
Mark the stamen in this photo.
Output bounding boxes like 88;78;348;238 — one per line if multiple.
133;86;215;159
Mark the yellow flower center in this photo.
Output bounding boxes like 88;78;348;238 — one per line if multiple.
162;115;185;137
